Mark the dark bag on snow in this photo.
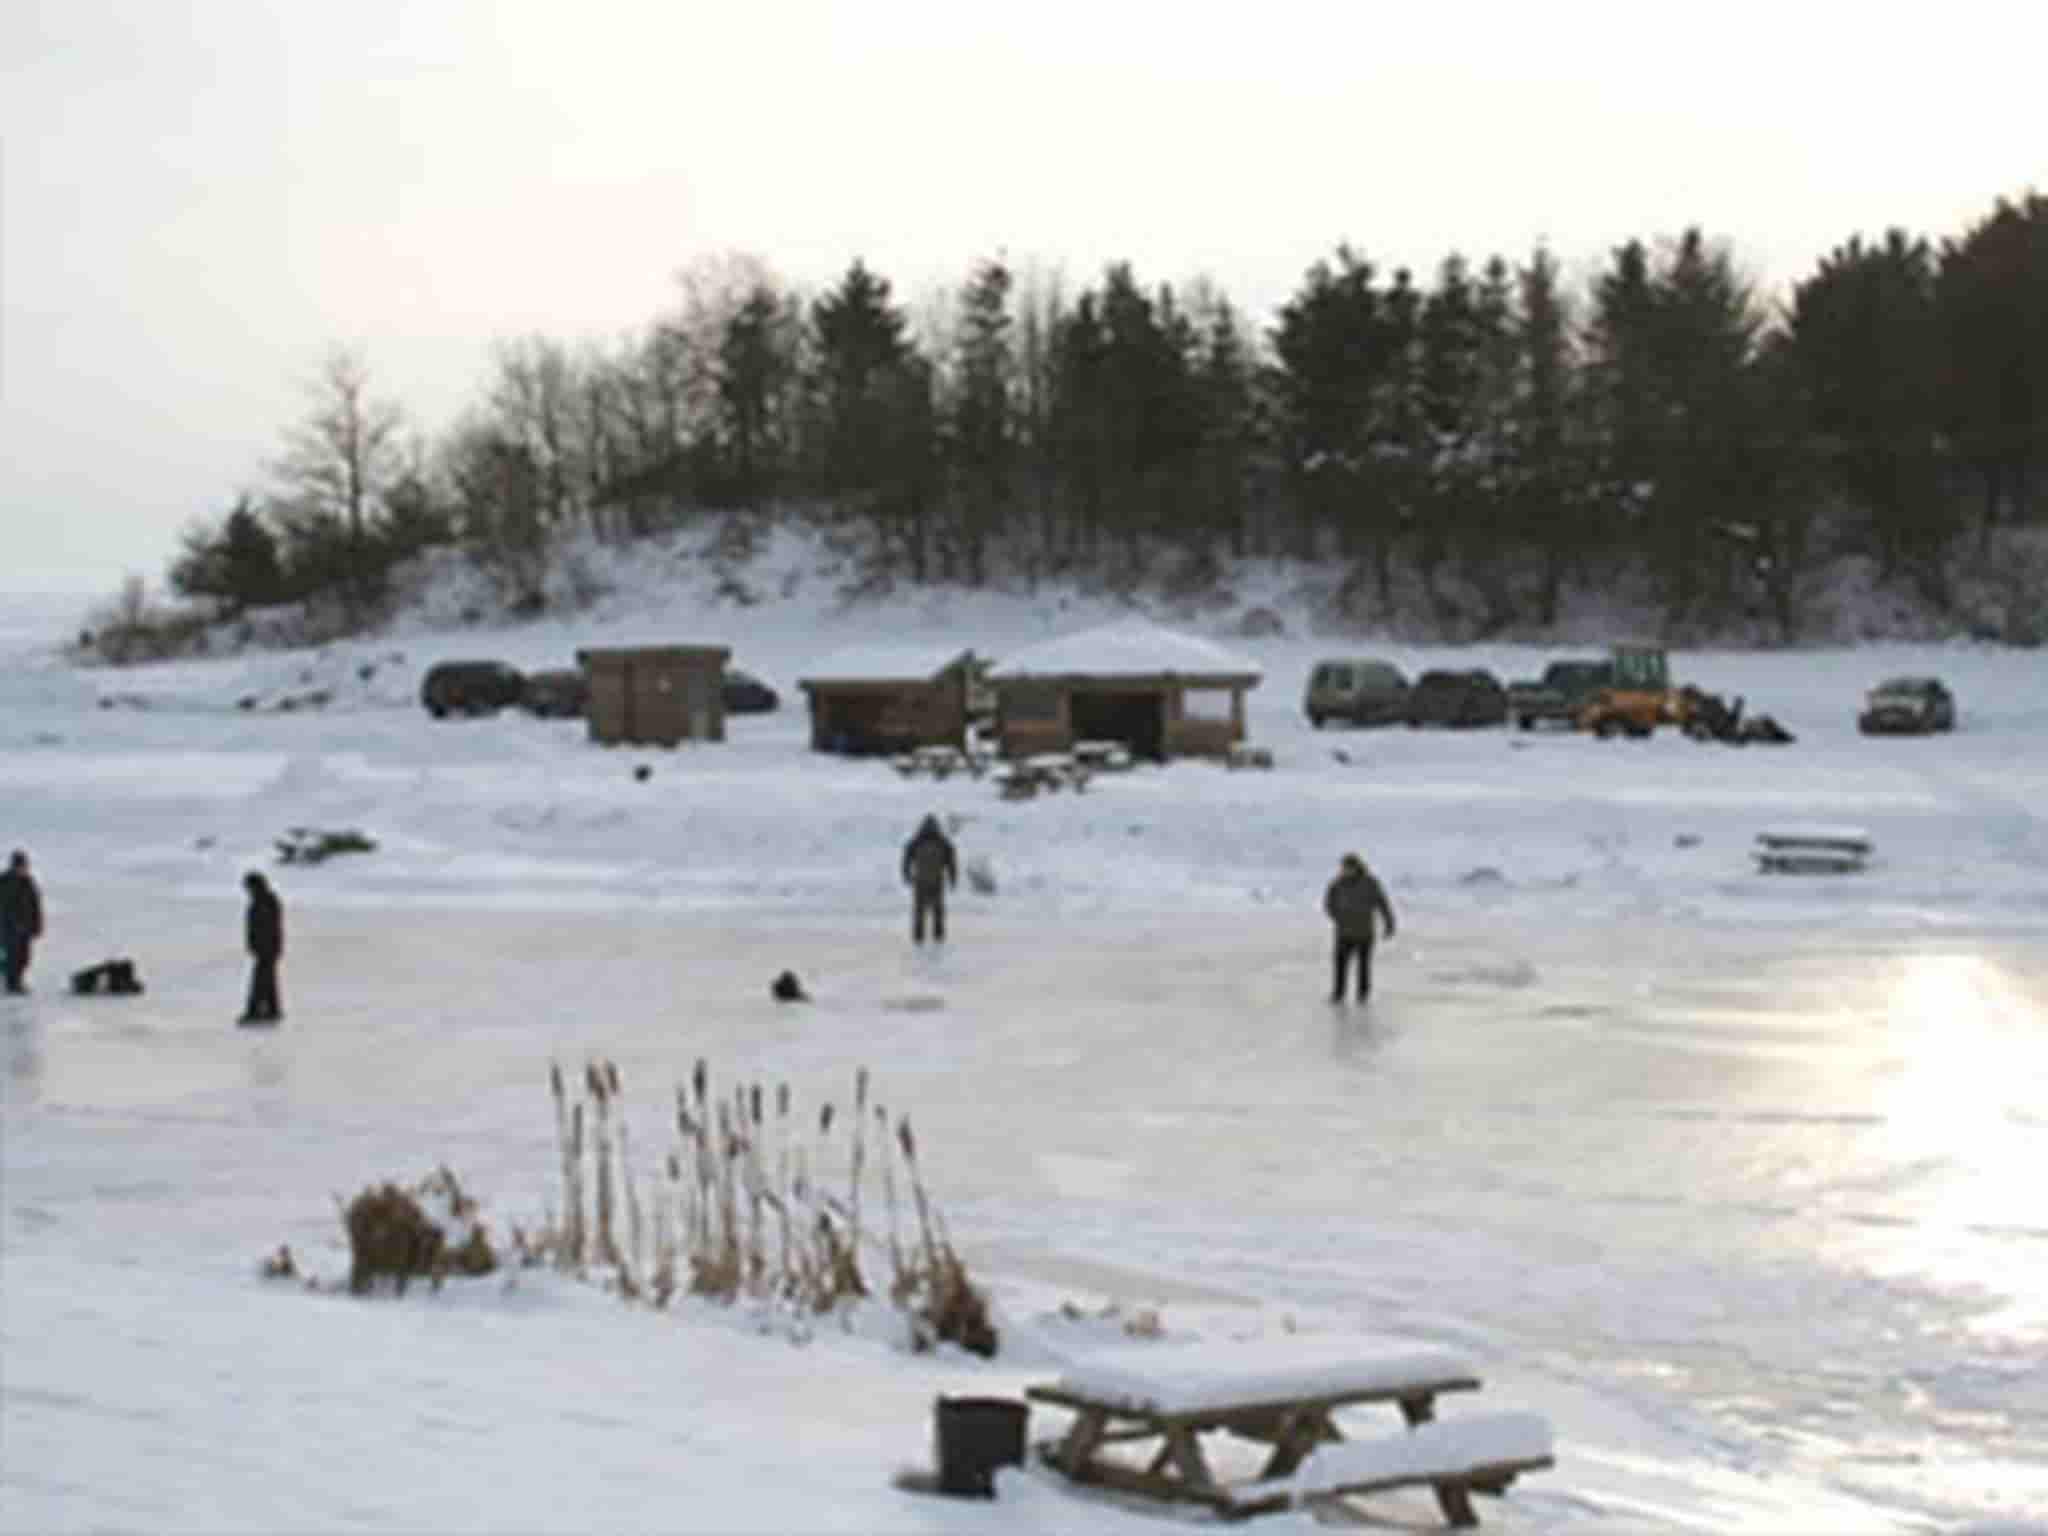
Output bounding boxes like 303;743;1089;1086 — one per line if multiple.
72;958;145;996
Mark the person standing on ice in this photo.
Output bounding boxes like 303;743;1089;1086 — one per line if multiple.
238;871;284;1025
901;814;958;944
0;850;44;994
1323;852;1395;1004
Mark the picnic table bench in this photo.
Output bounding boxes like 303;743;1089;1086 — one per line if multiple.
1025;1335;1552;1526
892;745;991;781
1754;823;1872;874
994;753;1092;800
1071;739;1135;773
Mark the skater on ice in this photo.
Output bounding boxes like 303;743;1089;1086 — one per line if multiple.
1;849;43;995
1323;851;1395;1004
901;813;958;945
239;871;284;1025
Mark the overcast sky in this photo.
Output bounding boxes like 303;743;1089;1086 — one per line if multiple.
3;0;2043;595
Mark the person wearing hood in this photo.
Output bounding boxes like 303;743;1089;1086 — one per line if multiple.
900;814;959;944
239;871;284;1025
1323;852;1396;1004
1;850;43;994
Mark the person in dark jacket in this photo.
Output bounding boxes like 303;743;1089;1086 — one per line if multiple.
239;871;284;1025
1;850;44;995
1323;852;1396;1003
900;814;959;944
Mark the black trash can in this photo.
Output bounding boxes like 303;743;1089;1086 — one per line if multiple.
933;1395;1028;1497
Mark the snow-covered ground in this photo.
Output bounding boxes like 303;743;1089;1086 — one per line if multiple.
3;547;2044;1533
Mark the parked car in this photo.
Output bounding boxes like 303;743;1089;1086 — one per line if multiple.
420;659;526;718
1858;676;1955;735
1507;659;1613;730
1406;669;1509;728
521;667;588;719
722;667;780;714
1304;658;1410;728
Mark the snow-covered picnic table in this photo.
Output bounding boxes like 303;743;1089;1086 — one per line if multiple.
1754;823;1873;874
1025;1334;1552;1525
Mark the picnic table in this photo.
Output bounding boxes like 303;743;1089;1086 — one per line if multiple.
1755;823;1872;874
1025;1334;1552;1525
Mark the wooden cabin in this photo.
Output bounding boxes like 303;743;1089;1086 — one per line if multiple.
798;644;975;755
577;644;730;746
987;621;1261;760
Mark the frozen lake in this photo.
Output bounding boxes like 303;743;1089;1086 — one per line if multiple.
8;902;2044;1525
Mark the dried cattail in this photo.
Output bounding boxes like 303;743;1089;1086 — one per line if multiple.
692;1057;708;1108
606;1060;621;1095
820;1103;835;1136
776;1082;790;1118
898;1117;917;1163
749;1083;762;1126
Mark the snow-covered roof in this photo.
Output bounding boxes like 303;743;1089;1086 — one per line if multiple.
987;620;1261;682
798;642;972;686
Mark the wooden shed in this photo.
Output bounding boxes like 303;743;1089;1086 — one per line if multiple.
798;643;975;755
577;644;730;746
987;620;1262;761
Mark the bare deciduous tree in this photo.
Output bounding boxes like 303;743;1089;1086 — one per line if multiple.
270;348;407;620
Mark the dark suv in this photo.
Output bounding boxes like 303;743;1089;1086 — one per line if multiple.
1407;669;1508;727
521;668;588;719
722;667;780;714
421;660;526;718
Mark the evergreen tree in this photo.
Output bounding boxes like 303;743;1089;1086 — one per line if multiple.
947;258;1018;586
1937;194;2048;541
809;260;912;503
1271;247;1388;571
715;284;799;509
170;497;285;613
1789;230;1945;588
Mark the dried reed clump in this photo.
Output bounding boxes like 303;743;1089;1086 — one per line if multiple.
544;1057;997;1355
339;1165;498;1296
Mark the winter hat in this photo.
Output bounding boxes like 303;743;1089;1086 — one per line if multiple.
1341;853;1365;873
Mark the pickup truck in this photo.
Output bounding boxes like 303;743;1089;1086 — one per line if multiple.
1507;659;1613;730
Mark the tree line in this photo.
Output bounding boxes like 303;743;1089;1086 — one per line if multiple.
172;194;2047;642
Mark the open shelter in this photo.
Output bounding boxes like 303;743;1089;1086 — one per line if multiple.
797;643;977;755
987;620;1261;760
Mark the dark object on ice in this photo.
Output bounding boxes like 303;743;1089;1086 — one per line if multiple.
276;826;376;865
633;764;653;782
71;958;144;996
240;871;284;1025
1740;713;1795;745
770;969;808;1003
933;1395;1028;1498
